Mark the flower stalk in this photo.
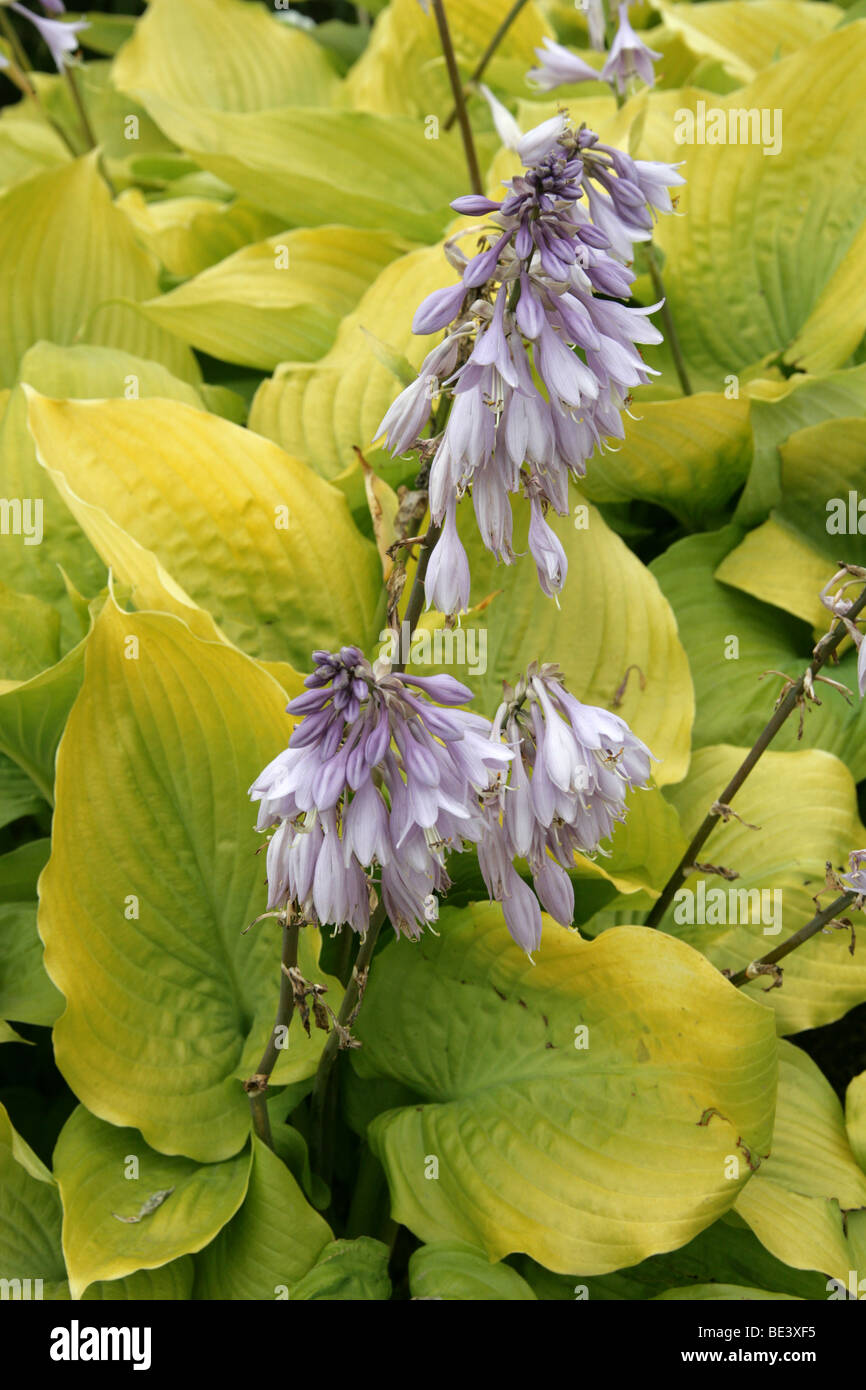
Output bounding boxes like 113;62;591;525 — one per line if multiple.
431;0;483;195
727;891;856;989
308;904;385;1184
244;916;300;1150
443;0;532;133
646;579;866;930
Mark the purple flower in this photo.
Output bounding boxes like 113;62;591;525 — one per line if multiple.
250;646;511;937
375;104;683;603
10;2;88;70
585;0;607;51
601;3;662;95
528;38;601;92
478;663;654;946
375;336;458;456
527;496;567;599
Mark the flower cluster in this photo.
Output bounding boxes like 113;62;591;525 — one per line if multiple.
249;647;511;938
476;663;654;951
529;2;661;97
375;107;682;613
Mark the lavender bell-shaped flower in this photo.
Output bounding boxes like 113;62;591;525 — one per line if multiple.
602;2;662;95
585;0;608;50
374;100;683;614
479;662;654;949
10;2;88;70
528;37;601;92
249;646;511;938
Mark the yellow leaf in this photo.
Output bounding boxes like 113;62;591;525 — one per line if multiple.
25;392;382;669
113;0;339;112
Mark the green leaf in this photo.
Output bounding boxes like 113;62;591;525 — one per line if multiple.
192;1136;331;1299
345;0;551;116
651;0;840;82
600;25;866;390
123;95;471;243
570;784;687;900
713;518;832;631
113;0;339;113
749;1041;866;1206
0;624;89;802
81;1258;194;1301
116;192;284;281
359;903;777;1274
250;241;458;480
784;218;866;374
0;112;68;191
774;417;866;568
844;1068;866;1173
652;526;866;779
653;1283;800;1300
138;227;410;370
287;1237;391;1301
0;838;49;901
0;1100;67;1299
0;343;207;645
735;365;866;527
39;600;339;1162
409;1241;537;1300
0;754;45;830
0;1021;31;1046
0;875;64;1027
0;580;60;681
0;885;45;1014
516;1213;829;1299
0;154;199;388
434;496;695;788
53;1105;251;1299
662;746;866;1033
580;392;751;528
26;392;382;669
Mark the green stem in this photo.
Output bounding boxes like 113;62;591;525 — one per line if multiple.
63;64;96;150
728;892;856;989
431;0;483;195
0;10;78;157
611;85;691;396
345;1142;387;1238
393;522;442;675
63;64;117;196
645;242;692;396
245;917;300;1150
443;0;532;132
645;582;866;930
309;906;385;1182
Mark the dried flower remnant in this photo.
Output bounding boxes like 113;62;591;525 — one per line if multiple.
842;849;866;905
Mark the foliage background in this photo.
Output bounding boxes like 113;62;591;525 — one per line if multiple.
1;0;866;1301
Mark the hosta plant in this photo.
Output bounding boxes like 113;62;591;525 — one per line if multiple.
0;0;865;1308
